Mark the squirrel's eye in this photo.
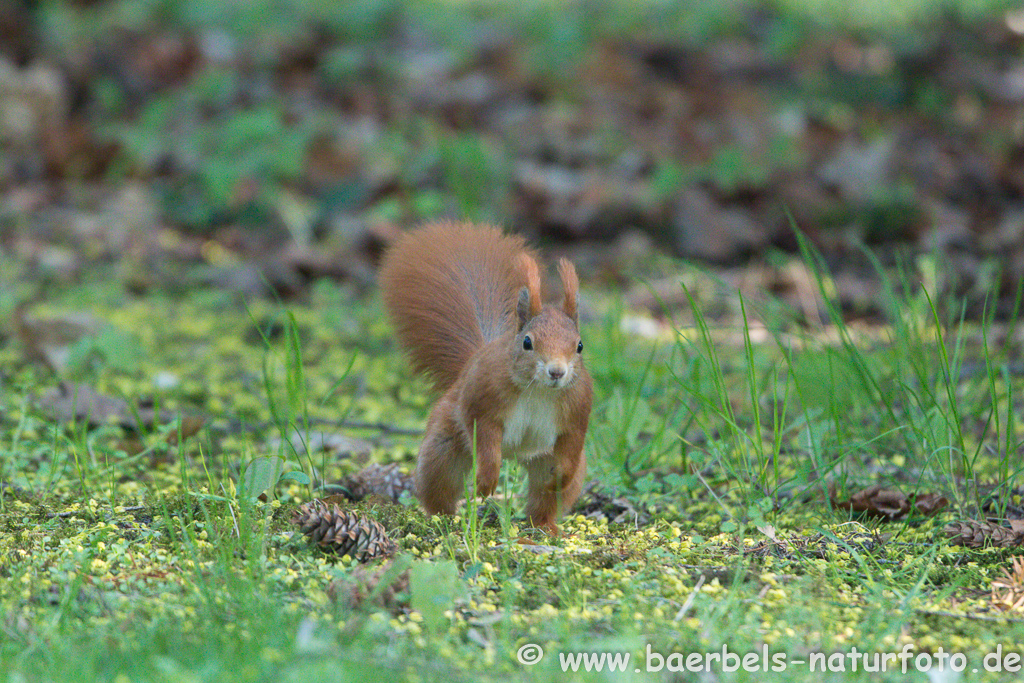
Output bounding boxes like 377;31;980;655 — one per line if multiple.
523;335;533;351
577;340;583;354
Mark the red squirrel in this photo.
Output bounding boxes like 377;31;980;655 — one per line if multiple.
380;222;593;534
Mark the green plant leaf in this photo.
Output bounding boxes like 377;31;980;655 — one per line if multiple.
410;560;459;632
278;470;311;486
240;456;283;500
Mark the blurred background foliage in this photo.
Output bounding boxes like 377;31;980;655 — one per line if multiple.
2;0;1024;315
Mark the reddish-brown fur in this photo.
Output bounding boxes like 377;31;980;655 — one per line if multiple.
380;221;593;534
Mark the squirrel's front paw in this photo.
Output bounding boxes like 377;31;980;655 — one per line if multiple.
476;468;499;498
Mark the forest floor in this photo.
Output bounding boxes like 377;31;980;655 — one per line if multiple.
5;1;1024;681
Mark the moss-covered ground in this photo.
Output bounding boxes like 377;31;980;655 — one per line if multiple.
3;257;1024;682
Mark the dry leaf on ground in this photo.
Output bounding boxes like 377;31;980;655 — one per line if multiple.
992;557;1024;611
831;484;949;520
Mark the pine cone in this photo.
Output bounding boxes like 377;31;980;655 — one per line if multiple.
945;520;1024;548
329;561;411;612
339;463;414;503
293;500;397;561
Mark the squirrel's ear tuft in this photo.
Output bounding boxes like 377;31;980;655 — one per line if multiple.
517;286;531;330
517;253;542;322
557;258;579;325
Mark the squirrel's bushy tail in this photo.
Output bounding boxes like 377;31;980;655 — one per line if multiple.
380;222;534;391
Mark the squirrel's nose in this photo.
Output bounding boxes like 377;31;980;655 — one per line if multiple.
547;363;567;380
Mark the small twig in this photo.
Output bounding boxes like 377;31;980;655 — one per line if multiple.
331;419;423;436
673;574;706;622
221;483;240;539
46;504;148;519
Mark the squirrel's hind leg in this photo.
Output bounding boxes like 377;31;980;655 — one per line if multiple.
523;452;585;535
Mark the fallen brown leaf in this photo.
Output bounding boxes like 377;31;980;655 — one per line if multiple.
992;557;1024;611
914;492;951;516
831;484;949;521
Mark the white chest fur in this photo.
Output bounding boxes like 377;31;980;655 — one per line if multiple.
502;388;560;461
